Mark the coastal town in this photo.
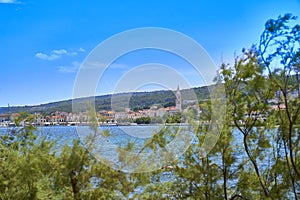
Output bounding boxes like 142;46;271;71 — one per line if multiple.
0;86;291;127
0;87;201;127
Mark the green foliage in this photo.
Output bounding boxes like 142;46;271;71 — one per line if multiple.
135;116;151;124
166;113;182;124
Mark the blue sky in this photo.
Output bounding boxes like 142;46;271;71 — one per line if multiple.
0;0;300;107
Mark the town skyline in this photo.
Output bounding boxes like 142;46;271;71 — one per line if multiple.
0;86;198;126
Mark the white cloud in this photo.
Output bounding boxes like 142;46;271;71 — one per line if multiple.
0;0;19;3
35;52;60;61
35;48;85;61
57;61;81;74
52;49;67;55
78;47;85;52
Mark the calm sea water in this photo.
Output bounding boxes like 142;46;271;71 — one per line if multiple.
0;125;160;145
0;125;247;157
0;125;198;174
0;125;273;170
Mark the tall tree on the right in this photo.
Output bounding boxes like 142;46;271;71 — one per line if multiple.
259;13;300;199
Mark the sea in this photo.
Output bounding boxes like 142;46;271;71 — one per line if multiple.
3;125;282;173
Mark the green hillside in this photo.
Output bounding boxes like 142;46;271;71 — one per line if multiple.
0;86;210;114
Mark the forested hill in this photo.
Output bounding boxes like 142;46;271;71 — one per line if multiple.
0;86;211;114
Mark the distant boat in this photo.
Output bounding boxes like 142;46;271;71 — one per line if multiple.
8;122;16;127
67;122;77;126
43;122;51;126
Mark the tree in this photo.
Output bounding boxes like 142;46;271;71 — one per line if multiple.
0;113;57;199
135;116;151;124
259;13;300;199
220;47;274;198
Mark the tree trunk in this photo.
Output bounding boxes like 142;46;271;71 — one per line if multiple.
69;170;81;200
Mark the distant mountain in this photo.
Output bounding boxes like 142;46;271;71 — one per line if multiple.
0;86;211;114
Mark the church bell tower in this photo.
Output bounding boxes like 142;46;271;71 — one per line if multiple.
176;85;182;111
